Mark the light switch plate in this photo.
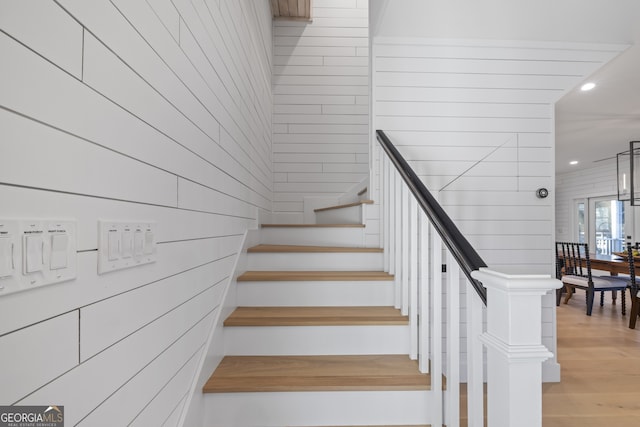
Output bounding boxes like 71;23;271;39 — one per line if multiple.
98;220;157;274
0;219;77;296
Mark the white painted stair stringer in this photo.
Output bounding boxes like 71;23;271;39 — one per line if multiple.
237;280;394;307
204;390;431;427
224;324;411;356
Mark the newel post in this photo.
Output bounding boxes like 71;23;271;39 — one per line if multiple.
471;268;562;427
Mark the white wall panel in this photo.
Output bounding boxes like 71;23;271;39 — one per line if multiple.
129;349;203;427
147;0;181;42
272;2;369;219
0;186;252;251
0;239;238;338
0;1;82;78
76;315;211;427
80;267;226;360
0;2;271;426
0;109;177;207
373;38;624;381
555;161;618;242
0;312;79;404
19;286;218;426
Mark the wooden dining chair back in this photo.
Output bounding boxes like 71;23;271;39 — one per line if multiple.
555;241;628;316
626;244;640;329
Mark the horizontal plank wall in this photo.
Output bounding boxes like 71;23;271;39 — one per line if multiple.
555;161;618;243
0;1;272;426
372;37;626;381
272;0;370;221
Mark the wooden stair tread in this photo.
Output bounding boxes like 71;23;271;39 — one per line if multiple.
203;355;430;393
247;244;383;253
237;270;394;281
261;223;365;228
224;306;408;326
314;200;374;213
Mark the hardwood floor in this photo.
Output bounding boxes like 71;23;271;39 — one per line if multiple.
543;291;640;426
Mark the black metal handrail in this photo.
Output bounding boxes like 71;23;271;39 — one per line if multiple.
377;130;488;305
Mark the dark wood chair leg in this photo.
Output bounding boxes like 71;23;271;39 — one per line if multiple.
600;291;605;307
629;290;640;329
612;290;617;305
586;290;594;316
622;290;626;315
556;284;565;306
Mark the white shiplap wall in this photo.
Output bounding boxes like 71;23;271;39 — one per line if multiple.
373;37;625;274
272;0;369;221
555;160;619;243
372;37;626;381
0;1;271;426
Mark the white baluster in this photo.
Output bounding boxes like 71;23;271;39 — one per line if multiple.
466;281;485;427
445;251;460;427
383;156;390;272
409;196;418;360
418;213;430;373
394;173;402;309
388;170;395;277
401;184;410;316
430;228;443;427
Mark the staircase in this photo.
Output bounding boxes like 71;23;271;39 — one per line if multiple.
201;202;432;426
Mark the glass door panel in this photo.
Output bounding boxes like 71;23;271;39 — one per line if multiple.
592;199;625;255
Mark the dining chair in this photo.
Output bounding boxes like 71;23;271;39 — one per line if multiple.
626;244;640;329
555;241;629;316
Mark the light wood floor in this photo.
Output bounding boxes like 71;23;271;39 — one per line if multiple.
542;291;640;426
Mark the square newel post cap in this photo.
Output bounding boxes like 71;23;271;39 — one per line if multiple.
472;268;562;294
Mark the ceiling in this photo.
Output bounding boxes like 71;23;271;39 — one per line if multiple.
369;0;640;175
270;0;311;21
555;46;640;174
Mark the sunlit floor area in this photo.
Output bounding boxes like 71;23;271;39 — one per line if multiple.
542;291;640;426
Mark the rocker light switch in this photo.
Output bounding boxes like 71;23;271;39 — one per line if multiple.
108;231;119;261
50;233;68;270
0;237;13;278
24;234;44;273
134;231;144;257
121;231;133;259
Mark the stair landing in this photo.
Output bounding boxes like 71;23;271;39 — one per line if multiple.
203;355;430;393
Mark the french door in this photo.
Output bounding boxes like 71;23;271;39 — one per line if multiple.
575;197;628;255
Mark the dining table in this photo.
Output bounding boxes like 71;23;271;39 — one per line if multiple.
588;252;631;276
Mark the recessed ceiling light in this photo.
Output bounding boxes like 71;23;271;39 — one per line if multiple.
570;160;579;165
581;82;596;91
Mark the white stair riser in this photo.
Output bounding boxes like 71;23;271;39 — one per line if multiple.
237;281;394;306
204;390;431;427
224;325;410;356
315;205;363;224
247;252;383;271
261;227;365;247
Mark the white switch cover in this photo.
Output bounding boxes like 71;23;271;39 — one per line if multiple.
121;230;133;259
98;221;157;274
0;236;13;278
50;233;69;270
24;233;44;273
0;219;77;296
107;231;120;261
